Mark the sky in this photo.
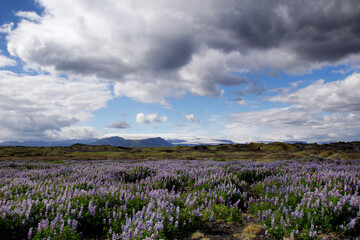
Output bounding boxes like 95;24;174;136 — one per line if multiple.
1;0;360;144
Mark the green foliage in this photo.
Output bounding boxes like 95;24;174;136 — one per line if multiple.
211;204;243;223
1;141;360;161
213;158;227;162
32;226;81;240
1;158;359;239
123;166;155;183
230;168;276;184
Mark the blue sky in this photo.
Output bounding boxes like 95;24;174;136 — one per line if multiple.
1;0;360;143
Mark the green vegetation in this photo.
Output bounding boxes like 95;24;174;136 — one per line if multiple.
1;159;359;239
1;142;360;161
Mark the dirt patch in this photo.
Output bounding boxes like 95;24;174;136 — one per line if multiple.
184;220;275;240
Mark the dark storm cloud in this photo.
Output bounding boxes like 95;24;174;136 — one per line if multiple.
146;36;195;71
214;0;360;62
216;1;288;50
7;0;360;102
27;43;132;79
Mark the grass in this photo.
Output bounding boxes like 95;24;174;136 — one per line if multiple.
190;231;205;239
233;224;264;239
1;142;359;161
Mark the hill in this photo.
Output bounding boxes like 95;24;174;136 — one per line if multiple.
1;141;359;161
90;137;173;147
0;137;173;148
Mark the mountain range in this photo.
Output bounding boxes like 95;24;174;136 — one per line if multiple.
0;137;311;147
0;137;173;148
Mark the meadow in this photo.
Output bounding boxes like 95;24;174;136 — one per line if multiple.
1;141;360;162
0;158;359;239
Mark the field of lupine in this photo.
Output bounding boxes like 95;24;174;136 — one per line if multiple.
0;158;359;239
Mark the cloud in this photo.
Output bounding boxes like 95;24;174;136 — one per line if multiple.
231;97;246;105
136;113;168;124
118;113;128;117
0;54;16;67
225;72;360;142
107;120;131;129
216;0;360;62
269;73;360;112
0;71;112;141
15;11;41;22
224;48;325;75
0;23;14;33
113;80;184;106
236;79;266;96
185;114;199;122
160;116;169;122
179;48;246;97
6;0;359;103
44;126;102;139
227;106;360;142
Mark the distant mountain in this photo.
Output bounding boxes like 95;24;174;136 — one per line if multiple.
0;137;173;148
283;141;308;144
90;136;127;146
168;138;237;146
91;136;173;147
167;139;186;144
213;139;236;144
0;139;96;147
318;141;337;144
132;137;174;147
255;140;308;144
0;140;48;147
255;141;274;143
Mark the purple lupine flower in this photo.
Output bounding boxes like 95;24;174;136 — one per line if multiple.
72;219;78;230
348;218;357;229
209;211;214;222
271;217;275;227
112;232;120;240
233;199;240;208
28;227;33;240
290;230;295;240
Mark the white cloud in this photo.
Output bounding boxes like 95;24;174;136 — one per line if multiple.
269;73;360;112
235;98;246;105
225;48;327;75
45;126;102;139
0;23;14;33
224;73;360;142
113;80;183;106
227;106;360;143
0;71;112;141
160;116;169;122
185;114;199;122
178;48;246;97
136;113;168;124
15;11;41;22
0;54;16;67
